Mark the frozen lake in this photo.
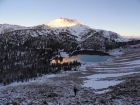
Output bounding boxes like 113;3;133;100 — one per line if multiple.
52;54;112;64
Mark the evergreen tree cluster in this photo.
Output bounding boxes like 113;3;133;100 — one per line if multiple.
0;46;81;86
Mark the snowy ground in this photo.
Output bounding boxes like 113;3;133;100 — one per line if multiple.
0;49;140;105
82;71;139;89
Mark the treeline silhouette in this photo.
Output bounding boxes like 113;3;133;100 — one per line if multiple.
0;44;81;86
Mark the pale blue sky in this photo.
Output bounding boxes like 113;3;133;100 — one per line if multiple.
0;0;140;36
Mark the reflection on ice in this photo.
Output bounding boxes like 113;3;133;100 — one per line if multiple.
52;54;112;64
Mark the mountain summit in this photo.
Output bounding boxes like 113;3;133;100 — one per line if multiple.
45;18;84;27
0;17;129;43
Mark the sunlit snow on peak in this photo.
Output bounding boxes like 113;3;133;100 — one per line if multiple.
45;18;84;27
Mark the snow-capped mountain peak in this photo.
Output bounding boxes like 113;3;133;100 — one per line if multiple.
0;18;129;43
45;18;84;27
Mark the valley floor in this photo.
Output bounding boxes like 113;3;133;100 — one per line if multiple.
0;48;140;105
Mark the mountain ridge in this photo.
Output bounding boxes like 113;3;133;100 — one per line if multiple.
0;24;28;34
0;17;129;47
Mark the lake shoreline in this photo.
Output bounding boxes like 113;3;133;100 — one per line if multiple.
69;50;110;56
51;50;112;64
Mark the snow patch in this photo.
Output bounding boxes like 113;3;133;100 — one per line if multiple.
82;72;139;89
45;18;84;27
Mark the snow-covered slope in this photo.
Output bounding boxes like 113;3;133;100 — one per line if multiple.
43;18;90;41
96;30;128;42
0;18;128;42
0;24;28;34
43;18;127;42
0;17;130;51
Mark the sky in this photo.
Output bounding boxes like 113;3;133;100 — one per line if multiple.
0;0;140;37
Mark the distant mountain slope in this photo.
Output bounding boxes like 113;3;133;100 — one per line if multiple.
0;18;128;42
0;24;29;34
0;18;132;52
